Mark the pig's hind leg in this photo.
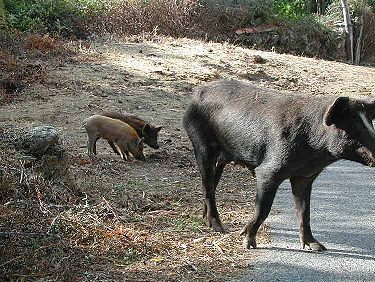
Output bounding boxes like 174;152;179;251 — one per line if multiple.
87;133;100;157
202;162;226;223
114;143;129;161
184;107;225;232
193;141;225;232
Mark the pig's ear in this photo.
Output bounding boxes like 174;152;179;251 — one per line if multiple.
156;126;163;133
324;97;350;126
142;124;151;135
365;96;375;119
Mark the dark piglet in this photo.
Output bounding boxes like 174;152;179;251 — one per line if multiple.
183;79;375;251
100;111;162;150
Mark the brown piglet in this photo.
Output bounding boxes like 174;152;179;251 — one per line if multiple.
84;115;146;161
100;111;162;149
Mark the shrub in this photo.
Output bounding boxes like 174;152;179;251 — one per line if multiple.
86;0;282;37
273;0;307;20
1;0;368;60
0;0;6;29
3;0;104;36
90;0;201;36
325;0;374;20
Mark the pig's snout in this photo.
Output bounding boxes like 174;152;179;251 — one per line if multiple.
149;142;159;149
136;154;146;161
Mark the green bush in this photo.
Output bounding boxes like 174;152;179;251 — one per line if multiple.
369;0;375;11
230;0;276;26
3;0;104;35
325;0;374;19
273;0;307;20
1;0;346;37
0;0;7;29
350;0;374;15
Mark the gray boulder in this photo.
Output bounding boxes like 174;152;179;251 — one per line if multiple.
17;125;63;158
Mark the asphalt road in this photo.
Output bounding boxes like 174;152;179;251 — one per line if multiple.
234;160;375;282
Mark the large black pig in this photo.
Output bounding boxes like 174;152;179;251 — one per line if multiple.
183;79;375;251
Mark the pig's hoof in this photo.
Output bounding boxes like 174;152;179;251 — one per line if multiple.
88;155;97;162
206;217;225;233
302;241;327;251
212;224;225;233
242;236;257;250
211;219;225;233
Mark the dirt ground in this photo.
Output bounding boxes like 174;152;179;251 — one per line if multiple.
1;34;375;281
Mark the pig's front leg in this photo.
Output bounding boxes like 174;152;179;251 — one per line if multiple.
241;167;281;249
290;175;327;251
108;140;120;155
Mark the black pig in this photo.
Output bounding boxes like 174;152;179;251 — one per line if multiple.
183;79;375;251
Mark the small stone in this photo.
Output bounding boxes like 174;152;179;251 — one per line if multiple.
253;55;267;64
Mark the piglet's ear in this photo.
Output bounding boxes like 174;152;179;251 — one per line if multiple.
156;126;163;133
142;124;151;135
324;97;350;126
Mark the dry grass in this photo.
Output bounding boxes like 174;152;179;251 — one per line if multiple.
26;35;58;51
84;0;275;41
0;114;265;281
0;34;77;105
0;143;267;281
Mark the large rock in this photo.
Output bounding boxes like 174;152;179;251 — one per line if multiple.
17;125;63;158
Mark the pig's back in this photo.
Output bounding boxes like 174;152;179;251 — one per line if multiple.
188;80;331;166
85;115;139;141
100;112;145;132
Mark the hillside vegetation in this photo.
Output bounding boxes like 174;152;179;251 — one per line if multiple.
1;0;375;60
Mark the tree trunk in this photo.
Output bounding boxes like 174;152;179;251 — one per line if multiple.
341;0;354;63
306;0;314;14
316;0;325;16
0;0;6;29
354;16;364;64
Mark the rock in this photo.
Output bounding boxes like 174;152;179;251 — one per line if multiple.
17;125;63;158
253;55;267;64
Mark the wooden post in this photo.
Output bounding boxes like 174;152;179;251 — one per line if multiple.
341;0;354;64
